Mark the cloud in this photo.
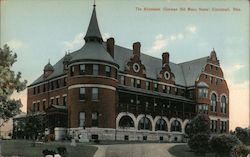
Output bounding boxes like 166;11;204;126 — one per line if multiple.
62;33;84;52
103;33;111;41
224;64;246;79
233;64;245;70
7;39;24;50
186;25;197;33
150;34;168;52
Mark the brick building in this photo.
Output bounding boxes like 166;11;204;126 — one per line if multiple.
26;5;229;141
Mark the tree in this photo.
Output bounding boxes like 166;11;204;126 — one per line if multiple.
231;143;250;157
0;44;27;126
210;134;240;157
187;114;211;157
233;127;250;146
186;114;210;138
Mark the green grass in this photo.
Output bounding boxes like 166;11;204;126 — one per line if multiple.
168;144;216;157
0;140;97;157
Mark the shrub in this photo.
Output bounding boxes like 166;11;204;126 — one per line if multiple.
188;133;210;157
231;144;250;157
210;134;240;157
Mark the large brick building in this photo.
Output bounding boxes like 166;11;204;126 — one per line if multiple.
26;4;229;141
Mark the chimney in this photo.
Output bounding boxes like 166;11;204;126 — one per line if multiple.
133;42;141;58
162;52;169;66
107;38;115;58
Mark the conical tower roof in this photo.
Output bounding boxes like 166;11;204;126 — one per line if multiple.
84;5;103;42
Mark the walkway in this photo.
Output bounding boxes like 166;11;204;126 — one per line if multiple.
93;143;178;157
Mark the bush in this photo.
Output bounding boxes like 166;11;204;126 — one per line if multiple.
210;134;240;157
232;144;250;157
188;133;210;157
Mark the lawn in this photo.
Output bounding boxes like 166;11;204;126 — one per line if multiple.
0;140;98;157
168;143;216;157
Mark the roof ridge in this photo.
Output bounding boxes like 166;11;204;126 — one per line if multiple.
178;56;209;65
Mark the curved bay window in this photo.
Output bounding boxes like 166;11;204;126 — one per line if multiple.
171;120;182;132
155;118;167;131
210;93;217;112
220;96;226;113
119;116;134;128
138;117;151;130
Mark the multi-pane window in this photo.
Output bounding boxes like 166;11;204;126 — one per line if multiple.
136;79;141;88
70;66;75;76
221;96;226;113
105;66;111;77
93;64;99;75
154;83;158;91
120;76;125;85
92;88;98;101
79;88;85;100
146;81;150;90
210;120;217;133
131;78;136;87
92;112;98;127
210;93;217;112
79;112;85;127
33;87;36;95
198;105;208;114
198;88;208;98
80;64;85;75
63;96;67;106
220;121;226;133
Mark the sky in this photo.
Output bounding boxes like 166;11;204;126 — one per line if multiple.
0;0;249;130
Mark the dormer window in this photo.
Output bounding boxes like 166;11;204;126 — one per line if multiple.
197;82;209;98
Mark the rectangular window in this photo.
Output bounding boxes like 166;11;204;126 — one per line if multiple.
64;77;67;86
50;98;54;105
79;112;85;127
33;103;36;111
92;112;98;127
120;76;125;85
37;102;40;111
33;87;36;95
79;88;85;100
93;64;99;75
146;81;150;90
56;97;59;105
70;66;75;76
43;100;46;111
56;80;60;88
163;85;166;93
43;84;46;92
92;88;99;101
154;83;158;91
80;64;85;75
131;78;136;87
210;77;213;84
50;82;54;90
167;86;171;94
63;96;67;106
136;79;141;88
105;66;111;77
175;88;178;94
37;86;40;94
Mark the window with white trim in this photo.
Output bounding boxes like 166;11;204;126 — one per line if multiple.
210;93;217;112
198;88;208;98
220;96;226;113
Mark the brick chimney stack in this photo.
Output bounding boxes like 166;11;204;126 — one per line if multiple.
133;42;141;58
107;38;115;58
162;52;169;66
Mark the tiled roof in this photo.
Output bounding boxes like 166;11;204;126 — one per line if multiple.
30;44;208;87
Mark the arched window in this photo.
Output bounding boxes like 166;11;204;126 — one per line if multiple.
138;117;151;130
184;123;190;135
221;96;226;113
155;118;167;131
119;116;134;128
210;93;217;112
171;120;182;132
